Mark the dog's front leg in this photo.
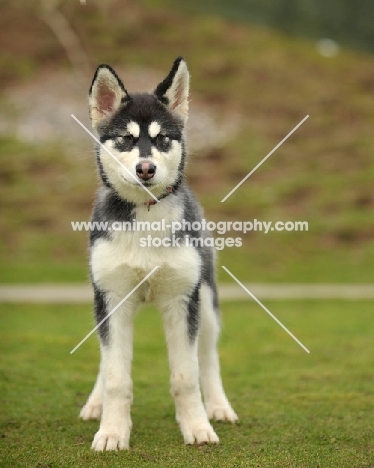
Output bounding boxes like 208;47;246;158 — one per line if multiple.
160;292;219;445
91;295;136;451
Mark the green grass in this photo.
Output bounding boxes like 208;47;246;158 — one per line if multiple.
1;300;373;467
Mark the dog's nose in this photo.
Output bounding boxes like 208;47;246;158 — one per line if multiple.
136;161;156;180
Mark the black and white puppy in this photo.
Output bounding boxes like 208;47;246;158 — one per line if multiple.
80;57;238;451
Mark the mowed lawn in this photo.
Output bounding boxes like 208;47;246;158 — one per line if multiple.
0;300;373;467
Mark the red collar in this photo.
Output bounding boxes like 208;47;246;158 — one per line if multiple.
144;186;173;211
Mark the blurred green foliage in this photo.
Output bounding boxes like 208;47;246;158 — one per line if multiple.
176;0;374;53
0;1;373;283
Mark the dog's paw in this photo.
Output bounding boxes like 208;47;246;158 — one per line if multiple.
91;430;130;451
80;403;102;420
205;402;238;423
180;418;219;445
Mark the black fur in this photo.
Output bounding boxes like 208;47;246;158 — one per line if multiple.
93;283;109;343
99;93;183;144
89;64;130;102
95;147;112;188
90;187;135;244
201;248;219;311
154;56;185;105
187;283;200;342
89;58;220;345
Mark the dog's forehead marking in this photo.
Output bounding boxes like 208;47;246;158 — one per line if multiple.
148;121;161;138
127;121;140;138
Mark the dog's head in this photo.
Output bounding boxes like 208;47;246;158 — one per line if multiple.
89;57;189;204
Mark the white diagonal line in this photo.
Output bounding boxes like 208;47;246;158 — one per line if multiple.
221;115;309;202
70;266;159;354
222;266;310;353
71;114;158;202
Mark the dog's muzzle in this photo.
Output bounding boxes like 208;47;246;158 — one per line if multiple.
136;161;156;181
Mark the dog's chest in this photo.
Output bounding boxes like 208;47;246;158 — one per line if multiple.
90;200;201;298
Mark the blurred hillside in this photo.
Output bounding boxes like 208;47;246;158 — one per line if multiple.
0;0;373;283
179;0;374;53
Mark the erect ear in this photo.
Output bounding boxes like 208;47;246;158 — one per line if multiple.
89;64;130;129
154;57;189;122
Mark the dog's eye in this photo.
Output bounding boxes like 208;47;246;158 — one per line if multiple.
156;134;170;146
115;135;134;147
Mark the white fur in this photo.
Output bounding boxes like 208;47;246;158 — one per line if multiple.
88;225;226;448
91;305;134;451
163;59;189;122
84;206;237;450
88;200;212;450
198;284;238;422
159;294;218;445
80;364;103;420
90;197;196;297
82;59;236;451
127;121;140;138
99;139;183;204
148;121;161;138
89;67;126;129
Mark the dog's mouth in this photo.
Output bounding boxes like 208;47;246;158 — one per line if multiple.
121;174;157;188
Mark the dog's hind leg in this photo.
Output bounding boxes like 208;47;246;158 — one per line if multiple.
159;289;219;445
80;363;103;421
198;283;238;422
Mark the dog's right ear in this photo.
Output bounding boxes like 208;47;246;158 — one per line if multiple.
89;64;130;129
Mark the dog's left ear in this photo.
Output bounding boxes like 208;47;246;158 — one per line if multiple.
154;57;189;122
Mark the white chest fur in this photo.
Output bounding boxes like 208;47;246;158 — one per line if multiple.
90;197;201;300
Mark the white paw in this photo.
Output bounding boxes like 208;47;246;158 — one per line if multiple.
206;402;238;423
180;418;219;445
80;403;102;420
91;429;130;451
